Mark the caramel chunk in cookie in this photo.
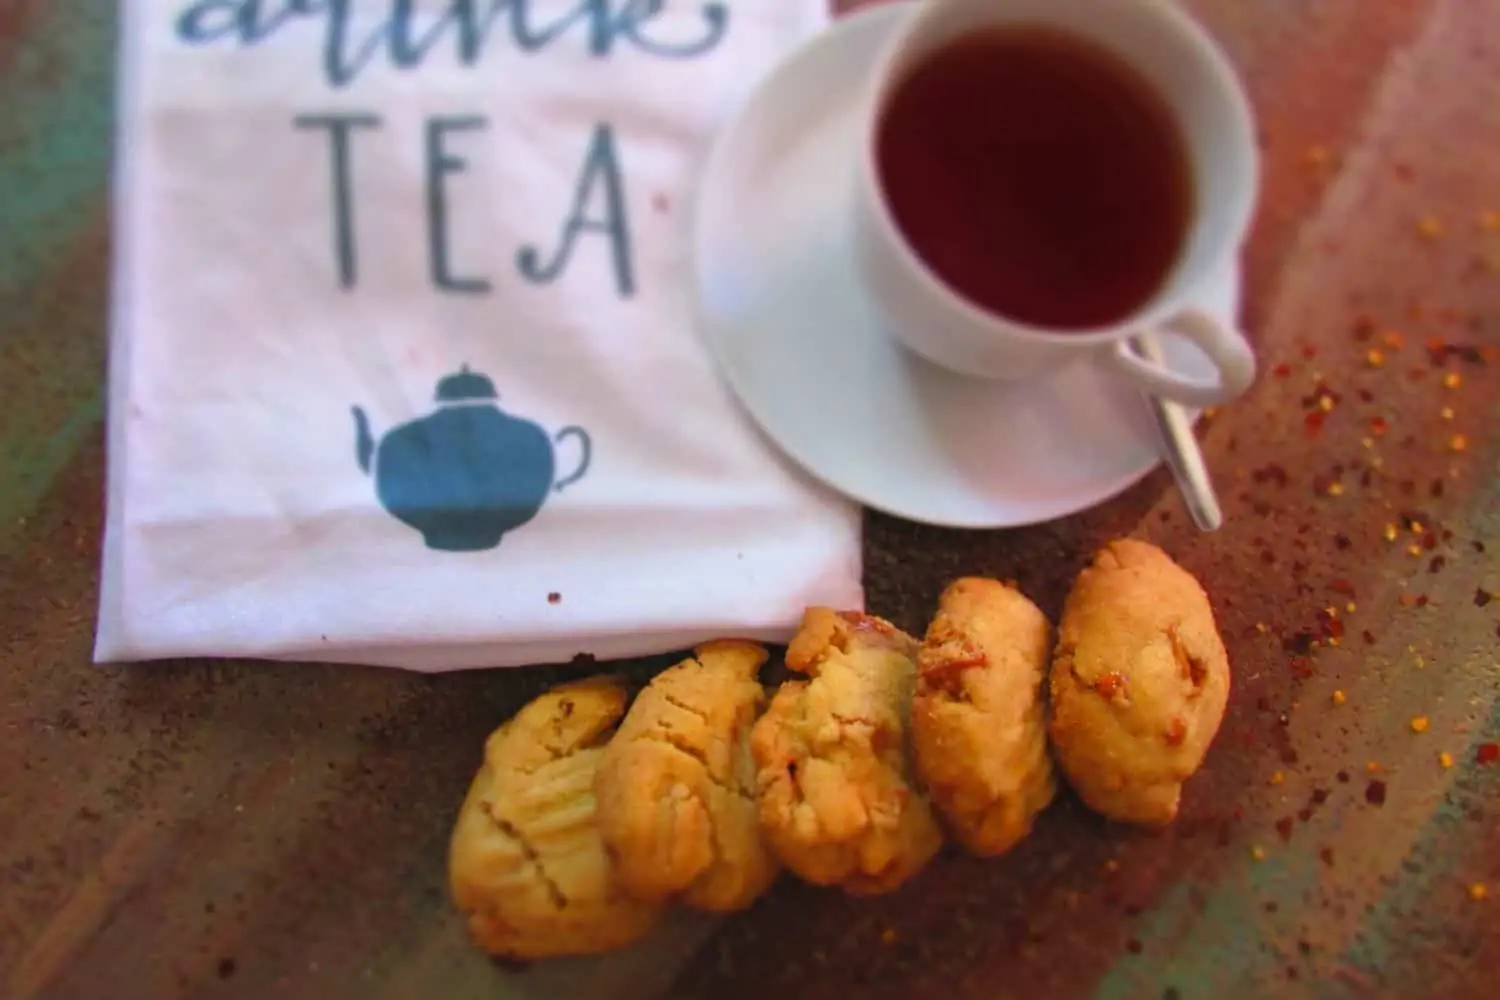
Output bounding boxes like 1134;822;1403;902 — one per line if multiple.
912;578;1056;856
750;609;942;894
1049;540;1231;826
448;677;662;959
595;640;778;911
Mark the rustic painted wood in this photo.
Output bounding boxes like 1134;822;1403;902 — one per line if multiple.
1;2;1496;998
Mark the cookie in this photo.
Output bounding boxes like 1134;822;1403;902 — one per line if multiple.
1048;539;1231;826
448;676;663;959
750;608;943;895
595;640;778;911
912;577;1056;856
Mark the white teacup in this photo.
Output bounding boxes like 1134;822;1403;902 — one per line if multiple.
851;0;1259;408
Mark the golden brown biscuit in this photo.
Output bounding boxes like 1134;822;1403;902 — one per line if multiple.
594;640;778;911
912;577;1056;856
448;676;663;959
750;609;943;895
1048;540;1231;826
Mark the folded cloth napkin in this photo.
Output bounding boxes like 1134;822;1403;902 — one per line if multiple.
97;0;863;671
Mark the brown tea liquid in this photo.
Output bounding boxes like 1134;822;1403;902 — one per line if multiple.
875;27;1194;330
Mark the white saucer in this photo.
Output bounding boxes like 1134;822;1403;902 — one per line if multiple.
690;1;1239;529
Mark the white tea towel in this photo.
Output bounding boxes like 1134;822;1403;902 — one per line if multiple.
97;0;863;671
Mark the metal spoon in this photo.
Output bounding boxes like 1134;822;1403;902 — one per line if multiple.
1129;332;1224;532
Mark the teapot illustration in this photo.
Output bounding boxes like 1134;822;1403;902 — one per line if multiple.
351;366;592;552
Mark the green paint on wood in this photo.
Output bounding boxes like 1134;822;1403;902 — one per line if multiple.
0;7;115;303
0;7;114;541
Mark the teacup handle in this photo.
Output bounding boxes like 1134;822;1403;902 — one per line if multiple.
1099;309;1256;408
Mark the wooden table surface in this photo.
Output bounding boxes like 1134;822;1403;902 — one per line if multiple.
2;2;1497;998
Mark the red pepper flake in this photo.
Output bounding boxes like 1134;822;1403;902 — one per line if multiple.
1365;780;1388;805
1476;743;1499;765
1252;463;1291;487
1275;817;1295;841
1312;472;1341;497
1369;416;1389;436
1273;361;1293;378
1330;578;1357;596
1289;656;1314;679
1165;717;1188;746
1477;588;1494;608
1096;672;1126;698
1301;383;1342;409
1415;594;1430;608
1304;411;1326;437
1423;532;1439;551
1283;631;1317;655
1314;473;1350;497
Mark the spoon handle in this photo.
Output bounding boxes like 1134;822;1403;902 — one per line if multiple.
1130;333;1224;532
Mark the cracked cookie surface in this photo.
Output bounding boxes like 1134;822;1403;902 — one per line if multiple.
448;676;662;959
595;640;777;911
1048;539;1231;826
912;577;1056;856
750;608;942;895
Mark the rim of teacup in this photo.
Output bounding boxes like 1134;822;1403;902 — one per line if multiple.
856;0;1261;348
